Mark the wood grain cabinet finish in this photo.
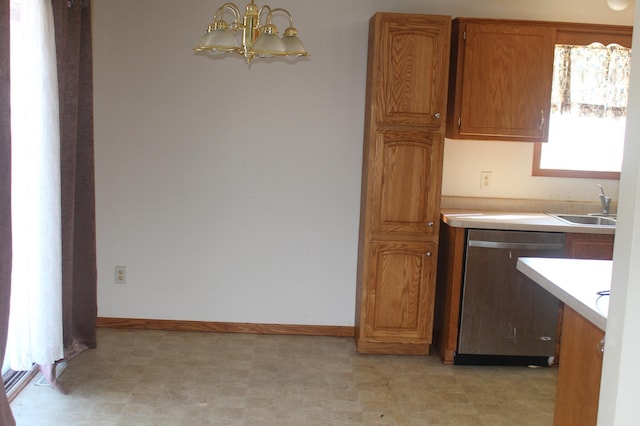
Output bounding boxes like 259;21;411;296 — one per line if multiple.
363;241;436;345
374;16;451;128
355;13;451;355
433;222;465;363
564;233;615;260
446;19;556;142
554;232;613;365
553;306;604;426
370;130;441;238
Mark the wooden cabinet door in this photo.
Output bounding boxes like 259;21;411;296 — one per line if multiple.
372;14;451;129
565;233;615;260
369;130;442;238
363;241;436;346
447;20;556;141
554;306;604;425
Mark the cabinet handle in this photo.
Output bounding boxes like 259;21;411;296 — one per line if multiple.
434;113;441;119
427;221;434;227
539;109;545;130
426;251;432;257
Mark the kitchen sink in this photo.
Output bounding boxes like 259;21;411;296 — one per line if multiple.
551;214;617;226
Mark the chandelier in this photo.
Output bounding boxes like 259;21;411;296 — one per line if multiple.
193;1;309;64
607;0;634;10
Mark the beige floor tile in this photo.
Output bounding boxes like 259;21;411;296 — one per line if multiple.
10;328;556;425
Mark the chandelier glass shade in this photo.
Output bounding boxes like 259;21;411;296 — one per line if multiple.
193;1;309;63
607;0;634;10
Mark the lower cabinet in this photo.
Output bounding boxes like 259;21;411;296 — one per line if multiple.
554;232;614;363
433;223;466;363
554;306;604;426
356;240;436;355
565;233;615;259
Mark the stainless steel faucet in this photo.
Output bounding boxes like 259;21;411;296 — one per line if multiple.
597;184;612;215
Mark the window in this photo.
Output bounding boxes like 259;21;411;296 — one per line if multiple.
533;32;632;179
4;0;63;397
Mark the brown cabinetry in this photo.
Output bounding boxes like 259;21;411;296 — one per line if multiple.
446;19;556;142
373;15;451;129
362;241;436;348
565;233;615;260
433;223;465;363
355;13;451;355
554;232;614;366
369;130;442;238
553;306;604;426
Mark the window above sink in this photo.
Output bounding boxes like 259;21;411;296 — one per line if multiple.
533;28;632;181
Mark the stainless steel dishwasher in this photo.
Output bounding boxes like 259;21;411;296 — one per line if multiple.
455;229;565;366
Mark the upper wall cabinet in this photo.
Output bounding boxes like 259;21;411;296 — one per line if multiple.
373;14;451;129
446;19;556;142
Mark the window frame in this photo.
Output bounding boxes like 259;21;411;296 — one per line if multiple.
532;25;633;180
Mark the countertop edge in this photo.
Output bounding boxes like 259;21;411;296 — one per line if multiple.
441;210;616;235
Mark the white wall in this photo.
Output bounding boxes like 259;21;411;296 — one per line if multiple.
443;140;621;201
92;0;634;325
598;2;640;423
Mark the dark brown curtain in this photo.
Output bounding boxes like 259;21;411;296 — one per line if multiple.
52;0;97;357
0;1;15;425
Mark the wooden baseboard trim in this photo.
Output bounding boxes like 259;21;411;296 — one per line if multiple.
96;317;355;337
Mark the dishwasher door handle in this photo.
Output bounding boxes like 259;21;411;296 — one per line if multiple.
468;240;565;251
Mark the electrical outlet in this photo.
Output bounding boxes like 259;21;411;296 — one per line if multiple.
480;171;492;189
115;266;126;284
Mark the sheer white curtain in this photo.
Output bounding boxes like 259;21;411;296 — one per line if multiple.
6;0;64;372
541;43;630;172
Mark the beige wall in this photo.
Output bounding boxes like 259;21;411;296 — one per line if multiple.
92;0;634;325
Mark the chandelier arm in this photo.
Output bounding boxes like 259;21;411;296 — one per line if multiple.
215;2;242;28
257;5;273;27
267;7;294;27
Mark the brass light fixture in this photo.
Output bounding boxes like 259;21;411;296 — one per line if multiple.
193;1;309;64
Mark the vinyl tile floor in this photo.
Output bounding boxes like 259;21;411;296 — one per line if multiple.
10;328;557;426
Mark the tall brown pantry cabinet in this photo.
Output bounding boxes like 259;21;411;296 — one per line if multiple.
355;13;451;355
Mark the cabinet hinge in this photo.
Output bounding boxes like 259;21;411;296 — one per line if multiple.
457;117;461;128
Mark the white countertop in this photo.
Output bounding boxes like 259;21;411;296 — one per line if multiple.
442;210;615;234
516;257;612;331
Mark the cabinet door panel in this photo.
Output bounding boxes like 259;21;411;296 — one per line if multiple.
565;233;614;260
554;306;604;425
456;22;555;141
376;15;451;127
371;130;442;237
365;241;435;341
